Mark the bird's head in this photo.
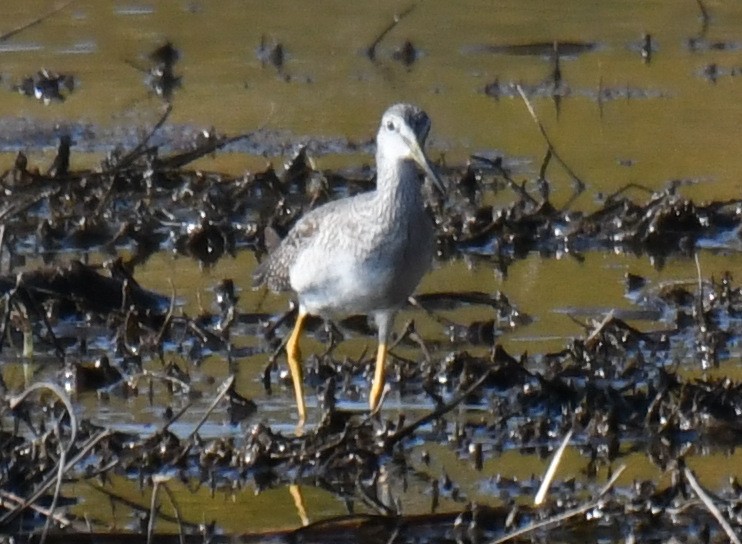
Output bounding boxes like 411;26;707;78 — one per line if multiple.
377;104;444;193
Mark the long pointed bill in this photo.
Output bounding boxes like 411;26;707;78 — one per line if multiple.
405;135;446;195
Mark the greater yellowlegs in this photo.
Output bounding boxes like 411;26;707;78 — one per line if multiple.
254;103;443;423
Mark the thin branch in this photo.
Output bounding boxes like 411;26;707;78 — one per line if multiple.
113;104;172;170
694;252;703;293
159;482;186;544
684;467;741;544
0;428;111;526
366;4;417;61
144;477;188;544
136;370;191;394
186;374;235;440
470;154;538;206
695;0;709;26
585;310;615;344
0;0;76;42
0;188;62;223
155;279;177;346
534;428;573;506
0;224;5;275
490;465;625;544
147;479;161;544
598;464;626;496
515;84;587;191
4;382;78;535
16;280;66;363
384;368;493;448
490;501;597;544
0;489;76;529
86;480;201;531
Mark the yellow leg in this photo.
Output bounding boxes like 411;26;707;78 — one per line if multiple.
286;310;308;424
288;484;309;526
369;341;387;412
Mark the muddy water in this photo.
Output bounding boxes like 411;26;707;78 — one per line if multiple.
2;0;742;536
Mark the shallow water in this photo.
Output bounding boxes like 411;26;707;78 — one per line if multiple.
2;1;742;539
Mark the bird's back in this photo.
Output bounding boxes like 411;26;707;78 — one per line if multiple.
252;191;376;293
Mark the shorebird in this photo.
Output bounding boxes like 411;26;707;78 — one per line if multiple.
254;103;443;423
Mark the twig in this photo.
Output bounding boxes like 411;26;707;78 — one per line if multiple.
114;104;172;170
684;467;742;544
490;501;597;544
515;84;587;192
0;0;76;42
0;490;76;529
693;253;709;331
534;428;573;506
135;369;191;394
155;279;177;346
366;4;417;61
186;374;235;440
0;224;5;275
695;0;709;26
355;478;397;516
490;465;625;544
598;464;626;496
386;525;400;544
157;131;256;170
147;478;162;544
15;279;66;363
0;428;111;526
694;252;703;293
602;182;655;207
146;477;186;544
4;382;78;538
585;310;615;344
57;429;113;475
384;368;493;448
160;399;195;433
158;482;185;544
87;481;202;531
470;154;538;206
0;188;62;223
538;147;552;183
94;105;172;216
0;289;18;354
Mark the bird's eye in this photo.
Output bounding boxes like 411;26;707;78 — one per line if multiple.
386;120;395;131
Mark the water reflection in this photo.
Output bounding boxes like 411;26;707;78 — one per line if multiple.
1;0;742;538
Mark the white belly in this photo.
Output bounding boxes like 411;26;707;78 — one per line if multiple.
289;222;432;317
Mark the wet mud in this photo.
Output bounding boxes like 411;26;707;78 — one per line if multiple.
1;115;742;542
2;1;742;542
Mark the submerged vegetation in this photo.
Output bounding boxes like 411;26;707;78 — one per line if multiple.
1;114;741;541
1;0;742;542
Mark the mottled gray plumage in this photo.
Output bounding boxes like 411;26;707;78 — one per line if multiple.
253;103;443;421
253;103;439;318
